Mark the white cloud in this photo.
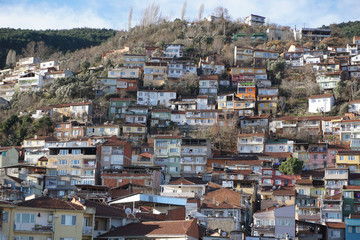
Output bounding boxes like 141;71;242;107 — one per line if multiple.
0;0;359;30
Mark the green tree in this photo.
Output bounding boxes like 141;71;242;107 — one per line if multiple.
279;157;303;175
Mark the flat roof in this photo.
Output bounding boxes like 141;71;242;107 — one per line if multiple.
109;193;187;206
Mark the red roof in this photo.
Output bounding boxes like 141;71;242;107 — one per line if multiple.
17;197;83;210
99;219;199;238
326;222;345;229
309;94;333;99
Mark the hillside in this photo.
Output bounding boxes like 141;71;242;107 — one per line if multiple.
0;28;116;68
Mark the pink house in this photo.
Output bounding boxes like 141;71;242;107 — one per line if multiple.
308;143;328;169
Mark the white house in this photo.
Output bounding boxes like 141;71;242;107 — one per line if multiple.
308;94;335;113
40;61;60;70
237;133;265;154
245;14;265;26
137;90;177;107
351;54;360;65
349;99;360;114
164;44;184;58
264;139;294;153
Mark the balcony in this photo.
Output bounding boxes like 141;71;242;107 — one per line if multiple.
15;224;53;233
322;204;341;211
83;226;93;235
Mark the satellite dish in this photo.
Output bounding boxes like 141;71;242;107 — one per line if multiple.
42;188;48;196
125;208;132;217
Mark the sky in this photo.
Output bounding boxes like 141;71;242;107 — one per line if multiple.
0;0;359;30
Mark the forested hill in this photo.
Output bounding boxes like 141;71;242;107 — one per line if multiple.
334;21;360;39
0;28;116;68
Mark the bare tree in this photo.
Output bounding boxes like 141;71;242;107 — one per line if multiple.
198;4;204;21
181;1;187;21
140;2;162;27
5;49;16;67
128;7;133;31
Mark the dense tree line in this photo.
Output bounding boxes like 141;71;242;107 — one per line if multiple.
0;28;116;68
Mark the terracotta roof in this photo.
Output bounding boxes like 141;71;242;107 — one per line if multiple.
208;182;222;189
123;123;146;127
273;189;296;196
17;197;83;210
343;185;360;190
349;99;360;104
238;133;265;137
139;152;153;158
309;94;333;99
98;219;198;238
227;160;264;166
154;135;182;139
102;139;129;146
199;75;219;80
254;205;277;214
203;188;242;207
295;179;313;185
326;222;345;229
201;203;240;209
169;177;207;185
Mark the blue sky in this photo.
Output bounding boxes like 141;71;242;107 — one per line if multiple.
0;0;359;30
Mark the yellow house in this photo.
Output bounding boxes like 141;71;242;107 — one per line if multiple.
336;150;360;173
1;196;95;240
143;62;167;87
122;123;147;141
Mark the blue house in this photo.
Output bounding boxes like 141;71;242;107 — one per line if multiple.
345;214;360;240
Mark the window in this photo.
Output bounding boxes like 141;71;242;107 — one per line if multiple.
59;149;69;155
61;215;76;225
16;213;35;224
60;238;75;240
71;170;80;175
58;170;68;175
344;205;351;211
59;160;68;165
71;180;79;186
349;155;356;160
330;230;340;238
72;149;81;155
275;170;281;176
71;160;80;165
263;179;271;184
343;191;352;198
339;156;344;160
58;180;66;186
275;180;282;185
2;211;8;222
49;170;57;176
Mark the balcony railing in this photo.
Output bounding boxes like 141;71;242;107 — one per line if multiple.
322;204;341;211
83;226;93;235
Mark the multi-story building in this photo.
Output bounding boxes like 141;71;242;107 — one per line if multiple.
199;75;219;99
108;98;133;120
294;27;331;42
324;168;349;196
150;109;172;129
107;68;140;79
18;72;44;92
336;150;360;173
308;94;335;113
339;119;360;143
99;137;132;170
316;72;341;91
185;109;218;127
44;138;98;197
295;179;324;223
164;44;184;58
124;105;149;125
86;124;121;137
236;82;256;100
137;90;177;107
154;135;182;180
342;186;360;219
257;87;278;116
180;138;211;177
345;214;360;240
321;193;343;223
122;123;147;142
53;121;86;140
253;50;279;65
245;14;265;26
22;135;56;164
237;133;265;154
0;196;94;240
123;54;146;67
143;62;167;87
